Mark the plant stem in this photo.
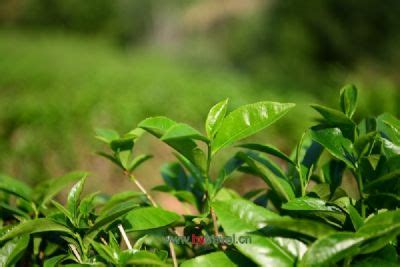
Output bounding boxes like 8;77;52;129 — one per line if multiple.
354;169;366;218
125;172;158;207
118;224;132;250
169;240;178;267
210;207;219;236
69;244;82;263
124;171;177;267
206;144;220;237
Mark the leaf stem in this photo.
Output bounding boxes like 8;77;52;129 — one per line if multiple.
69;244;82;263
124;171;177;267
125;171;158;207
118;224;132;250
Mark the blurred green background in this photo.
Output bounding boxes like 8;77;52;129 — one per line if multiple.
1;0;399;194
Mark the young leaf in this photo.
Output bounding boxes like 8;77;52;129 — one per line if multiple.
205;98;229;139
128;154;153;172
67;176;87;221
181;251;236;267
138;116;177;138
119;250;168;266
211;102;295;154
161;123;208;143
95;128;120;144
340;84;358;118
125;207;180;232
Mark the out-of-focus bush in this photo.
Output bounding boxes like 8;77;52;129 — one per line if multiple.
217;0;400;92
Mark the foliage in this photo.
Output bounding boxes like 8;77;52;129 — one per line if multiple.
1;85;400;266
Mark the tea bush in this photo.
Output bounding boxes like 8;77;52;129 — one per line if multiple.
1;85;399;266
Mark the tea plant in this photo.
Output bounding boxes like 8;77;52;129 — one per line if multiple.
1;85;399;266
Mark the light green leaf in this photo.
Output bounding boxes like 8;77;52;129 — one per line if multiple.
340;84;358;118
212;102;295;154
125;207;180;232
161;123;208;142
181;251;236;267
138;116;177;138
95;128;119;144
205;98;229;139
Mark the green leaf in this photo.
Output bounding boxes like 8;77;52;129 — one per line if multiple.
300;232;364;267
364;169;400;192
0;174;32;201
235;234;295;267
120;250;168;266
138;116;177;138
128;154;153;172
311;104;355;127
357;210;400;253
239;153;295;202
347;204;364;230
35;171;88;207
212;102;295;154
213;199;279;235
161;123;208;143
213;153;244;195
340;84;358;118
238;143;295;164
205;98;229;139
0;218;73;242
282;196;346;226
86;201;138;240
110;137;134;152
100;191;144;214
181;251;236;267
311;127;356;168
95;128;119;143
125;207;180;232
43;255;66;267
214;199;336;239
0;235;29;266
67;176;87;221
